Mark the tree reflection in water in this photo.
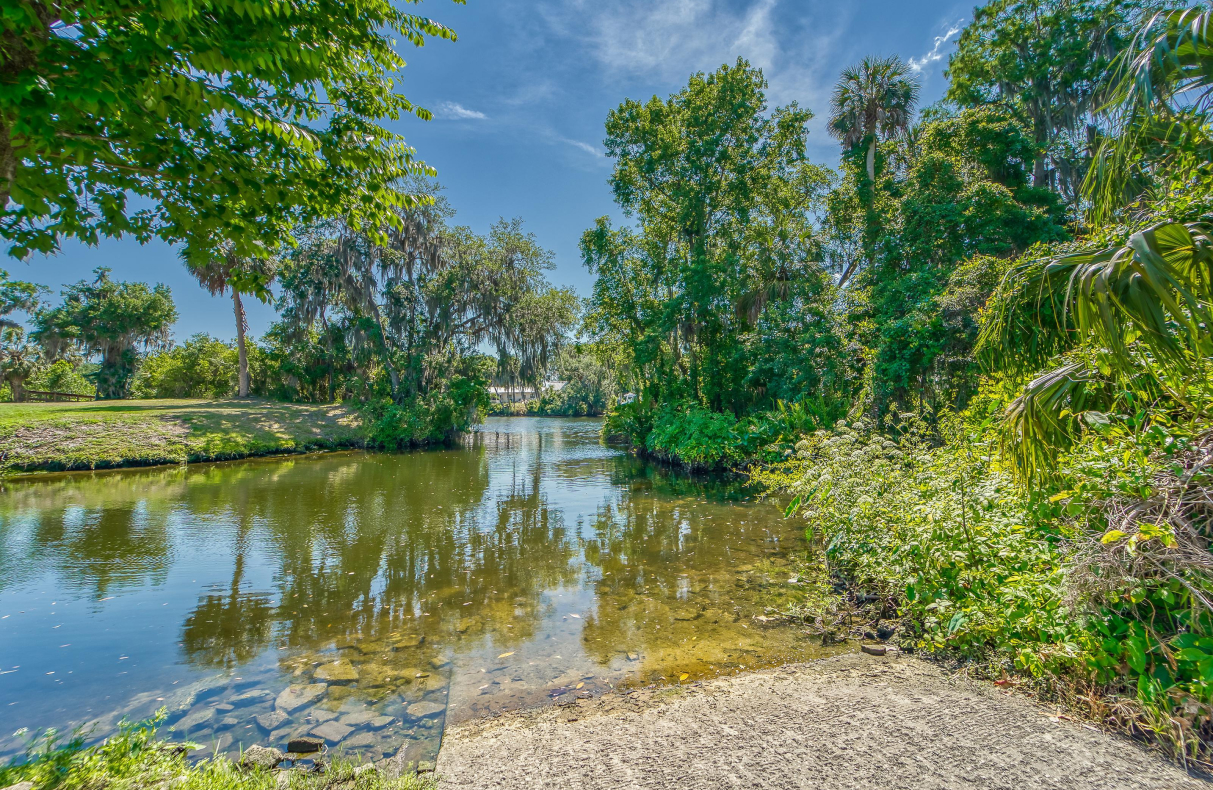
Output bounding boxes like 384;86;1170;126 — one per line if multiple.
0;419;832;765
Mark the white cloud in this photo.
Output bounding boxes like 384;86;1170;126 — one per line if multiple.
909;21;963;73
543;0;781;82
437;101;488;120
559;137;602;157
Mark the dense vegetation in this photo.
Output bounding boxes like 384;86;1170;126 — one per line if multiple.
587;0;1213;764
0;187;575;448
3;0;1213;769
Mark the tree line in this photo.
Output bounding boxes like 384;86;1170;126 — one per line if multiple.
586;0;1213;761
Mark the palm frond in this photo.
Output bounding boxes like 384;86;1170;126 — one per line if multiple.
1086;7;1213;219
980;221;1213;380
1002;359;1109;482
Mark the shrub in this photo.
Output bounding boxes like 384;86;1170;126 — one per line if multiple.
132;334;237;399
360;374;488;450
645;402;744;470
27;359;94;397
757;407;1213;761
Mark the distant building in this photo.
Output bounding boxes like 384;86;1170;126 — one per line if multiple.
488;381;567;404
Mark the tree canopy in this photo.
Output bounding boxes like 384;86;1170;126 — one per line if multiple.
1;0;459;260
33;268;176;398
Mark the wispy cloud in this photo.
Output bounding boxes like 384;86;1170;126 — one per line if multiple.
559;137;602;157
909;21;963;73
542;0;781;81
437;101;488;120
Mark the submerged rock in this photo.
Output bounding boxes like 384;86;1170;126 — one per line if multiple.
175;706;215;730
392;635;424;650
406;701;446;719
311;721;354;743
254;710;288;732
338;711;377;727
314;660;359;685
276;684;327;713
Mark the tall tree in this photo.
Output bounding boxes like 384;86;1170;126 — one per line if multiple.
827;55;919;286
1;0;458;260
945;0;1147;201
181;248;275;398
828;56;921;186
586;59;832;413
0;268;43;329
277;194;577;408
33;268;177;399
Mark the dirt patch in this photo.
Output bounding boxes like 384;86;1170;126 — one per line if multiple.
436;653;1208;789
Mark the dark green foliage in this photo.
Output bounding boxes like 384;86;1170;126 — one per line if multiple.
133;334;238;399
1;0;458;259
32;268;177;399
945;0;1151;200
862;109;1070;413
584;59;836;415
27;358;93;397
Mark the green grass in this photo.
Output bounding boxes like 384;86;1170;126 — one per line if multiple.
0;399;366;472
1;716;435;790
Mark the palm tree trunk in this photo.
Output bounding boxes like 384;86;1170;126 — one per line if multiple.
866;136;877;185
233;290;249;398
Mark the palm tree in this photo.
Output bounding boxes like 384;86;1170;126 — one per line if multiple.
828;56;920;187
979;220;1213;480
181;247;275;398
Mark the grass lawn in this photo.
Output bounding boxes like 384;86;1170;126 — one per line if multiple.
0;399;365;472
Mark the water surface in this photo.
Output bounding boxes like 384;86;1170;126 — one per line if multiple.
0;418;833;766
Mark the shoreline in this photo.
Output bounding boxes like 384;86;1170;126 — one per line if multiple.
434;653;1207;789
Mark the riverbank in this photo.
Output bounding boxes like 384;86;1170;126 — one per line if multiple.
436;653;1206;789
0;399;364;472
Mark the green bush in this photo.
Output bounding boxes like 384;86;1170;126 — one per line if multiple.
361;374;489;450
644;402;744;470
27;359;94;397
756;406;1213;760
132;334;237;399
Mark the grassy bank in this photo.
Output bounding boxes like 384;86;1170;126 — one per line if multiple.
0;399;365;472
1;716;434;790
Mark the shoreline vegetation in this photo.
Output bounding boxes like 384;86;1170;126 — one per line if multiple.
0;715;436;790
0;400;365;473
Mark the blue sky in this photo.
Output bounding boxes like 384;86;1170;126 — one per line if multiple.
13;0;971;342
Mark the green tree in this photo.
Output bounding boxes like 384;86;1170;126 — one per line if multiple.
0;268;43;329
33;268;177;399
1085;6;1213;220
276;187;577;419
826;56;920;285
181;247;275;398
862;108;1069;412
0;326;40;401
585;59;832;413
945;0;1148;201
828;56;920;188
133;334;237;399
2;0;458;260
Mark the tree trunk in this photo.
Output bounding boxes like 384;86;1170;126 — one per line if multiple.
233;290;249;398
0;118;15;214
866;136;877;185
8;375;25;403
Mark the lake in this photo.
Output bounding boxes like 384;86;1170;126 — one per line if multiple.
0;417;834;768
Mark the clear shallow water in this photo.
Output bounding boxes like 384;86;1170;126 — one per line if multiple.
0;417;835;766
